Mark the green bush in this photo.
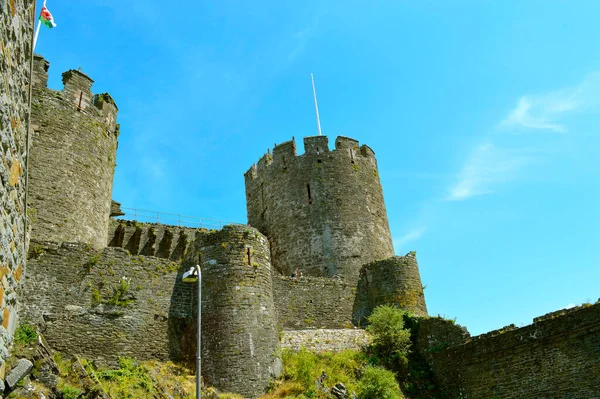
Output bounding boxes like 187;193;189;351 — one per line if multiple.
60;385;81;399
13;323;37;345
357;366;403;399
366;305;411;367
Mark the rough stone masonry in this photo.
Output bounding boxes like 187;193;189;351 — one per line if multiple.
0;0;34;381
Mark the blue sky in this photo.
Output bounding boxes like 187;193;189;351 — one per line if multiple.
35;0;599;335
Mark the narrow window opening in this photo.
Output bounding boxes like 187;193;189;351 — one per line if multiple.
350;149;355;164
77;92;83;111
246;248;251;265
317;147;322;155
307;183;313;204
317;159;322;163
260;183;266;211
282;155;287;169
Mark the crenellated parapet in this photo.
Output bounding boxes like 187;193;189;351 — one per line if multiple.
245;135;393;282
28;54;120;249
245;136;377;183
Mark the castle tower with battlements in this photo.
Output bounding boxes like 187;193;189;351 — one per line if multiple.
28;55;119;249
245;135;395;282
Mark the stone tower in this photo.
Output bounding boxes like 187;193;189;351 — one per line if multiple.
28;55;119;249
196;225;280;398
245;135;394;281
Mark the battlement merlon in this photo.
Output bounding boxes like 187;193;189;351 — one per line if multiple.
244;135;377;181
32;54;119;129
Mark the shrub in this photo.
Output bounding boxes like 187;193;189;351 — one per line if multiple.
13;323;37;345
357;366;403;399
60;385;81;399
366;305;411;367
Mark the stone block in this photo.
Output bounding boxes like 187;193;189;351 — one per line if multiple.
5;358;33;389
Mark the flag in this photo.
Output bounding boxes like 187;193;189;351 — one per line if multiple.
39;5;57;28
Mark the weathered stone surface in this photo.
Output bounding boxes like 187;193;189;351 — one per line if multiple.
193;225;279;399
0;0;35;370
429;302;600;399
6;358;33;388
280;329;370;353
273;275;355;330
245;136;394;282
21;240;190;366
353;253;428;325
28;55;119;249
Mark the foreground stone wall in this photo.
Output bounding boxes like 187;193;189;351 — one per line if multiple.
281;329;370;353
273;275;356;330
28;55;119;249
245;136;394;281
0;0;34;380
430;302;600;399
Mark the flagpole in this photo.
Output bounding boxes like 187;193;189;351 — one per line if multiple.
32;0;47;52
311;73;322;136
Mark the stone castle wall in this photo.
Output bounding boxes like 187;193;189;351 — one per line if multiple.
281;329;370;353
0;0;34;381
245;136;394;281
353;253;428;325
429;302;600;399
21;223;280;399
272;275;356;330
28;55;118;249
21;240;191;365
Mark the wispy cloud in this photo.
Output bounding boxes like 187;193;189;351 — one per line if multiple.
446;143;534;201
499;71;600;133
447;71;600;201
394;227;426;251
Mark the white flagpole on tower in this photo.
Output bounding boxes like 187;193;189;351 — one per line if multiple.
32;0;47;52
311;73;322;136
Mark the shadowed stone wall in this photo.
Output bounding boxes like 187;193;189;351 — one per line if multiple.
273;275;356;330
245;136;394;282
28;55;119;249
0;0;34;381
353;253;428;326
20;240;189;366
429;302;600;399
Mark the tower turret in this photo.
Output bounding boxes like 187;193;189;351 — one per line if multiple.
28;55;119;249
245;135;394;282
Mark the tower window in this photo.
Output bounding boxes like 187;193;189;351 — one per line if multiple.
77;92;83;111
246;247;252;265
306;183;313;204
350;149;356;164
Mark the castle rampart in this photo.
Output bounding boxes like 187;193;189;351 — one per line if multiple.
28;54;119;249
245;135;394;281
426;302;600;399
0;0;34;379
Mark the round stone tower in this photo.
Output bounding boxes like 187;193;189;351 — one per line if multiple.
197;225;280;398
352;252;429;325
245;135;394;281
28;55;119;249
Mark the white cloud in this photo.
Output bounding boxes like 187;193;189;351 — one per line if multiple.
446;143;533;201
500;71;600;133
394;227;426;250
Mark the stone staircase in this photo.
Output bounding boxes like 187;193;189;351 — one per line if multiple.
107;219;199;261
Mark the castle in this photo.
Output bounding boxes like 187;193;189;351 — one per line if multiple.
1;2;599;398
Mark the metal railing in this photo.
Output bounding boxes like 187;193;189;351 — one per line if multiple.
116;207;244;229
